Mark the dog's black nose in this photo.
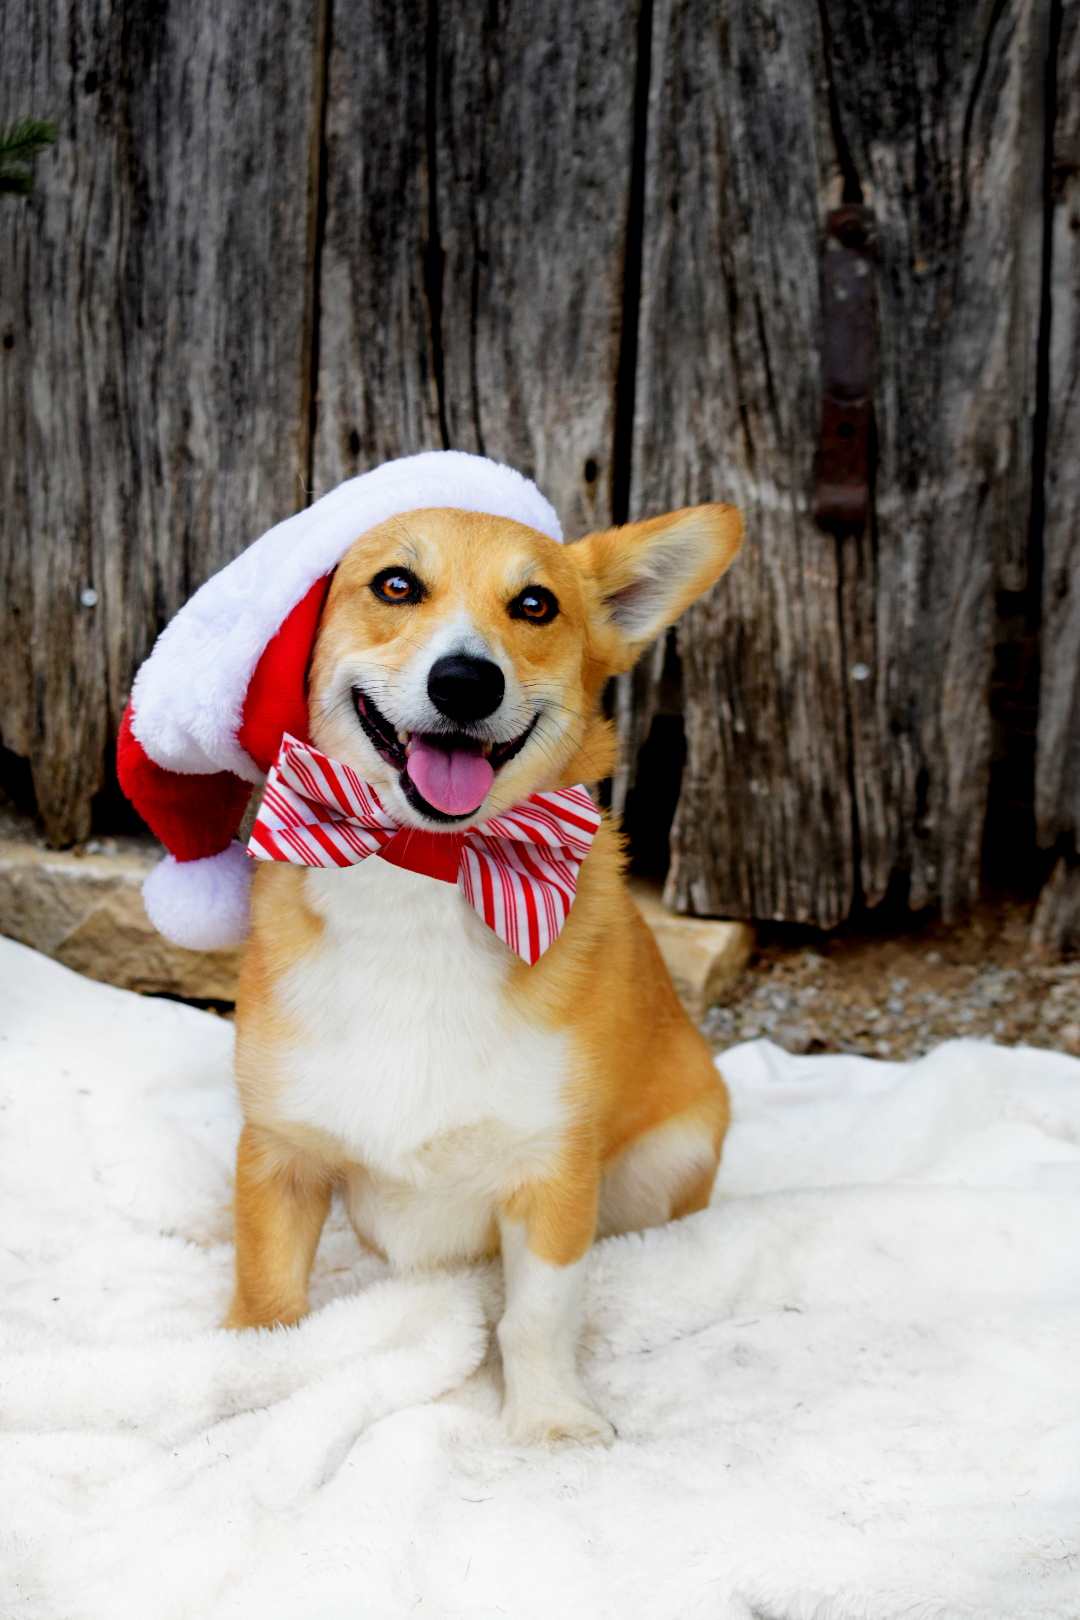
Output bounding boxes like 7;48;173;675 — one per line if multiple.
428;655;505;723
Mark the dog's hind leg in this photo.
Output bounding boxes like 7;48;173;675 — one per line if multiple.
226;1124;332;1330
596;1082;729;1240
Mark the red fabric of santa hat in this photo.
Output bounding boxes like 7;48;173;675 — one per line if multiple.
118;450;564;950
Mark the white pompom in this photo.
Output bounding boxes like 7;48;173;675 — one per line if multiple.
141;844;254;950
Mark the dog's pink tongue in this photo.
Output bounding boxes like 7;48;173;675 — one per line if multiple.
406;737;495;815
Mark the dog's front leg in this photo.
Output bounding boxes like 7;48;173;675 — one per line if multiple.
497;1167;614;1449
226;1123;332;1330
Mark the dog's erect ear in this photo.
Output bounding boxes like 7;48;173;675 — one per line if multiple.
574;504;743;673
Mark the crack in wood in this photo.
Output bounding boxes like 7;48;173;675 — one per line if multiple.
425;0;451;450
303;0;333;505
817;0;863;205
611;0;653;527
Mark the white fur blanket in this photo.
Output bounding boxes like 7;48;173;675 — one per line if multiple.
2;935;1078;1618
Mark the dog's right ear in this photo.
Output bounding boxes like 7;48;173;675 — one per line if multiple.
573;504;743;675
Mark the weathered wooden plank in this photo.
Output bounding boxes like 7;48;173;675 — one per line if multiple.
632;0;1048;926
0;0;320;844
433;0;641;540
312;0;443;491
313;0;641;537
631;0;853;926
827;0;1049;919
1031;854;1080;954
1035;0;1080;858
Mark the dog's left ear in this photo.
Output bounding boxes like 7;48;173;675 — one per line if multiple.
574;504;743;674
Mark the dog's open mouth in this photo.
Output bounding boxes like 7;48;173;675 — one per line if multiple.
353;690;538;822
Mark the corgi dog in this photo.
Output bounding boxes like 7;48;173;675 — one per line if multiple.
226;500;743;1446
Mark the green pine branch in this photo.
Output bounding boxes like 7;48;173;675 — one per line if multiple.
0;118;58;196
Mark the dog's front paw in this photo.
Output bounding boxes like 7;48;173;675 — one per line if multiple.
503;1395;616;1450
224;1291;306;1331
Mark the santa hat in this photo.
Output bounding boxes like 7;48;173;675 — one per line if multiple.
118;451;564;951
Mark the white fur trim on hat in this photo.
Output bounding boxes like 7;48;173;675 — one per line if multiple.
130;451;564;783
141;844;254;950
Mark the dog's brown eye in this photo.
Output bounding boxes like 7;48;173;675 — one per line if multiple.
371;568;424;605
509;586;559;624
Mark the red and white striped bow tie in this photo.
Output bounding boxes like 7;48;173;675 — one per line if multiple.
248;734;601;965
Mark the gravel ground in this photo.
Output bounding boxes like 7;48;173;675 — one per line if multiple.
701;898;1080;1062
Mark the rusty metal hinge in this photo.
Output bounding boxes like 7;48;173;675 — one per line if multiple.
814;204;876;530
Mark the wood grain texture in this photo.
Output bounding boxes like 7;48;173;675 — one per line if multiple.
828;0;1048;919
312;0;443;492
432;0;640;539
631;0;853;926
1035;0;1080;855
0;0;320;843
632;0;1048;925
1;0;1067;937
313;0;641;536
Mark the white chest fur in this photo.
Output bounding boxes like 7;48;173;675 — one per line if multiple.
268;858;571;1268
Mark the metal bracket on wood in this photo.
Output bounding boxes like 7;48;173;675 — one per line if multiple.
814;204;876;530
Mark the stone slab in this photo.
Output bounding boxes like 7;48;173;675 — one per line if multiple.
0;839;244;1002
628;879;755;1021
0;836;755;1019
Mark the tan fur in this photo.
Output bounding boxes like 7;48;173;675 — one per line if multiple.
228;500;743;1439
